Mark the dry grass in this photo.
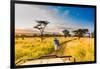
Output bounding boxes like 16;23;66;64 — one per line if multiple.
15;37;94;64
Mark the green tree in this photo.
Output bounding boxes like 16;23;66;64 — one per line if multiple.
62;29;70;38
73;29;88;39
34;20;49;41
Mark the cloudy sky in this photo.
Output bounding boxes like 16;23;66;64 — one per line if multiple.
15;3;95;34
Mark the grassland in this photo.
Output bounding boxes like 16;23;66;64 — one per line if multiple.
15;37;94;64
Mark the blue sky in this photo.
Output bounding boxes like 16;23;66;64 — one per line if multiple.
47;6;95;30
15;4;95;34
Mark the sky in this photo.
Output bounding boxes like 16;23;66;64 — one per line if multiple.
15;3;95;34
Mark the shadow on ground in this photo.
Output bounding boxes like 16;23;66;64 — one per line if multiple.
60;38;77;46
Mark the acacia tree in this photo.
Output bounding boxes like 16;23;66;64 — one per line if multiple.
73;29;88;39
34;20;49;41
62;29;70;38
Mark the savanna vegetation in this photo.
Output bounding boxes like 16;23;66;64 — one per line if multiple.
15;20;95;65
15;37;94;64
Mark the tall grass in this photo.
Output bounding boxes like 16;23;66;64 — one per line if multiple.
15;37;94;64
15;37;54;62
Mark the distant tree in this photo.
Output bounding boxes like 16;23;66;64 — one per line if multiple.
73;29;88;39
62;29;70;38
34;20;49;41
21;35;25;40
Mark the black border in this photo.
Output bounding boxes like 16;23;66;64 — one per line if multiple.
10;0;97;68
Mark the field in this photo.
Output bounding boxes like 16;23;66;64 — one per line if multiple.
15;37;94;65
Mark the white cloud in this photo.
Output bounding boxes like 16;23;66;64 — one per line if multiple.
15;3;93;34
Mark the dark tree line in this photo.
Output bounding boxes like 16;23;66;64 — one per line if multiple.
72;29;89;39
62;28;94;40
15;20;94;40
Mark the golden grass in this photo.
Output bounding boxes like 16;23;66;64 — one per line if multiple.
15;37;94;64
62;38;94;62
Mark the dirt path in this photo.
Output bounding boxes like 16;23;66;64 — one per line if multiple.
60;38;77;46
51;38;77;56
